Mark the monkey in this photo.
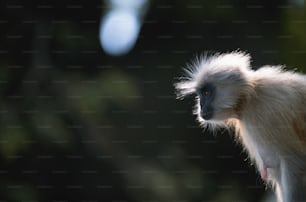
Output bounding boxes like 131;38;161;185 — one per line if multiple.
175;51;306;202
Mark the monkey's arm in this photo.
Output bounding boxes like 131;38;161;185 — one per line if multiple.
277;116;306;202
280;159;306;202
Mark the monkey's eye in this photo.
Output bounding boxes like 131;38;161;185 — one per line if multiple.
199;84;215;98
202;89;211;97
201;87;212;97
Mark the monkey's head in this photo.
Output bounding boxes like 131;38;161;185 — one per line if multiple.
175;52;252;125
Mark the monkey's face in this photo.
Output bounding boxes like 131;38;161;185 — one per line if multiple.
196;83;216;120
195;74;246;123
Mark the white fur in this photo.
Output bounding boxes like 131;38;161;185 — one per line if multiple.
175;52;306;202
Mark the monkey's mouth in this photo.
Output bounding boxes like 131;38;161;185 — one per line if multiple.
200;111;213;120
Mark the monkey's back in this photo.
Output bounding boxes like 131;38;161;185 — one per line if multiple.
237;66;306;178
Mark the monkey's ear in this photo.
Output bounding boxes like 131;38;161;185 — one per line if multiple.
174;80;197;99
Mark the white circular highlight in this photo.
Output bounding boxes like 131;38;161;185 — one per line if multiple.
100;10;140;56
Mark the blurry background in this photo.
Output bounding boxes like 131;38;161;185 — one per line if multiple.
0;0;305;201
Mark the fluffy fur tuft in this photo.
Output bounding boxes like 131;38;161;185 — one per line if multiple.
175;51;251;98
175;51;306;202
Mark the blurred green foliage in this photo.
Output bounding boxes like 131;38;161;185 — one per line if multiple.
0;0;305;201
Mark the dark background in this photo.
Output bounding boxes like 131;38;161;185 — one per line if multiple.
0;0;305;201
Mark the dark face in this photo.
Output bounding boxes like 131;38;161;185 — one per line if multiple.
197;83;216;120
